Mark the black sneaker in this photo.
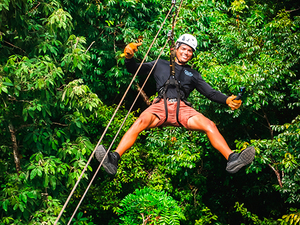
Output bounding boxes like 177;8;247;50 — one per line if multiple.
95;145;120;175
226;146;255;174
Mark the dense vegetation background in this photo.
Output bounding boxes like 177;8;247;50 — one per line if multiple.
0;0;299;224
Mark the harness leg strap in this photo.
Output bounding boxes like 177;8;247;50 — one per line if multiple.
176;93;183;127
163;92;168;124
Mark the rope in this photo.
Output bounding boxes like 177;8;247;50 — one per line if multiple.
174;0;184;26
54;3;175;225
66;39;170;225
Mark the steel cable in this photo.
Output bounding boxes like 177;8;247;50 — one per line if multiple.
54;3;176;225
66;38;170;225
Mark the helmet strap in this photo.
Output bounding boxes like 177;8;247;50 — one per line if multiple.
175;55;185;65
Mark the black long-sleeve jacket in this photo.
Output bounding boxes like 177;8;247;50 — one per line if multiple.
125;58;228;104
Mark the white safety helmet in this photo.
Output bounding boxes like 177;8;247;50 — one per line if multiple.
176;34;197;52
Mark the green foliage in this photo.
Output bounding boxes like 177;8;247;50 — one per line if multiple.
117;187;185;225
195;207;219;225
236;203;300;225
0;1;104;224
0;0;300;224
68;212;96;225
245;115;300;203
279;208;300;225
47;8;73;37
235;202;276;224
61;35;91;72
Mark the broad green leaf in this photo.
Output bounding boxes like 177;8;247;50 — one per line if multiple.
30;168;37;180
20;193;27;204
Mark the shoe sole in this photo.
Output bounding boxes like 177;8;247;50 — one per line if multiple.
95;145;117;175
226;146;255;174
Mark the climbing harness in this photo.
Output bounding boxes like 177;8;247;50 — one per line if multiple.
154;14;193;126
54;1;184;224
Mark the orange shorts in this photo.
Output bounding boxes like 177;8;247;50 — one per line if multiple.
140;99;201;129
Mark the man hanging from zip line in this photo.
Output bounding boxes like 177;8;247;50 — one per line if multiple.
95;34;255;175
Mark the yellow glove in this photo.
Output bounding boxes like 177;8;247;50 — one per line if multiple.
124;42;142;59
226;95;242;110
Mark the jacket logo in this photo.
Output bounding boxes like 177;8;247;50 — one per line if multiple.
184;70;193;77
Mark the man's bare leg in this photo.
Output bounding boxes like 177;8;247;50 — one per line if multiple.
187;114;255;173
96;111;254;175
95;112;159;175
187;114;232;159
115;112;160;157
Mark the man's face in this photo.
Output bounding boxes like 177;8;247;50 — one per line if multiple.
176;44;193;65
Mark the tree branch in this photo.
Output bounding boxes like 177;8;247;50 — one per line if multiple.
4;40;26;54
286;7;300;13
268;164;283;188
253;108;273;139
74;37;79;49
252;110;264;119
15;124;32;132
52;122;68;127
136;83;151;106
262;107;273;140
8;122;21;175
141;213;152;225
85;41;95;53
8;96;32;103
26;2;41;15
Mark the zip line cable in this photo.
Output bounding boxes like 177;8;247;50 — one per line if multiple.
174;0;184;27
54;2;177;224
65;0;185;222
66;38;170;225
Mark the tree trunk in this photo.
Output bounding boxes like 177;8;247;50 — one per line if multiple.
8;122;21;175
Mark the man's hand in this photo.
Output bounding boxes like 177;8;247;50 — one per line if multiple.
226;95;242;110
124;42;142;59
